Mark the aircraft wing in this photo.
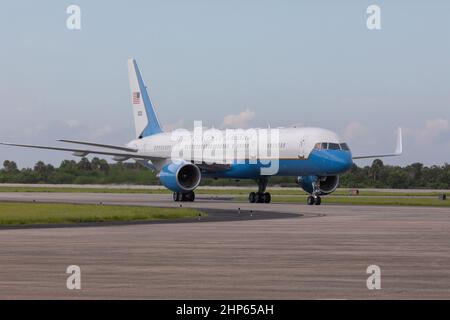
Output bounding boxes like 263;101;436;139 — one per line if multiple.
0;141;231;173
352;128;403;160
58;139;138;152
0;142;164;162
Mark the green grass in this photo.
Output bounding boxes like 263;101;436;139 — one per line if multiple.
0;186;169;194
0;186;445;197
215;189;445;197
0;185;448;207
0;202;203;225
234;195;450;207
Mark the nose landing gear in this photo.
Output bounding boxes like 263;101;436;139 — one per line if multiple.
306;179;322;205
307;195;321;205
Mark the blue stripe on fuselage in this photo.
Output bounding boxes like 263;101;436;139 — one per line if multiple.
204;150;353;179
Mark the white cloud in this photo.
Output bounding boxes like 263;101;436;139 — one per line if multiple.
65;119;80;128
22;124;48;138
417;118;449;144
221;109;255;128
90;125;113;139
162;119;184;131
287;121;303;128
343;121;369;140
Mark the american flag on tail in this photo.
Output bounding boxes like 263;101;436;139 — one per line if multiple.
132;92;141;104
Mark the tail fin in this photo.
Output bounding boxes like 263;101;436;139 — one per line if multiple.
127;58;163;139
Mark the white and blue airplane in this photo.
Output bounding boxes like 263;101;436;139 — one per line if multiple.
1;59;402;205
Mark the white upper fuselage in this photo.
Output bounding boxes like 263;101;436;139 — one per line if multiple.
126;127;346;162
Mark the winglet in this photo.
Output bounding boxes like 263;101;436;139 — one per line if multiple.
395;127;403;155
352;127;404;160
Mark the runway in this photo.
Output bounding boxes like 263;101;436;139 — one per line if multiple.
0;192;449;299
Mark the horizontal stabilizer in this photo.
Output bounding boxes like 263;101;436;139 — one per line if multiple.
0;142;163;162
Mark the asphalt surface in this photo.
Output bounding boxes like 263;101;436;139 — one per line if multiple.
0;192;449;299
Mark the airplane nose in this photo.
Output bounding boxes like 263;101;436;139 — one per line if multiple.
325;151;353;173
338;152;353;171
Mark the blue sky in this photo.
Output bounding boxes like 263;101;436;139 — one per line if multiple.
0;1;449;167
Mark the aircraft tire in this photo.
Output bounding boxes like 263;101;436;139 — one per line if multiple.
248;192;257;203
187;191;195;202
314;196;322;205
180;191;195;202
257;193;265;203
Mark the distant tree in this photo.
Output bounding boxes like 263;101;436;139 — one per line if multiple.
77;158;92;171
91;157;101;170
3;160;18;173
369;159;384;182
98;159;110;173
59;160;78;173
1;156;449;188
34;161;47;175
409;162;423;180
33;161;55;182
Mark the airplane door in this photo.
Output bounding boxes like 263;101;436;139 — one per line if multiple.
298;138;307;159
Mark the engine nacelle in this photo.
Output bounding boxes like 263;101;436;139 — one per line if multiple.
159;161;201;193
296;175;339;195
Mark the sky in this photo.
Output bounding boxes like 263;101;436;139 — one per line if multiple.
0;1;449;168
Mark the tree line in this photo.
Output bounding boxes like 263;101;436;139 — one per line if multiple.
0;158;449;189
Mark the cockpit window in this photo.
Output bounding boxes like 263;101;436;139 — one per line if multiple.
328;143;340;150
314;142;350;151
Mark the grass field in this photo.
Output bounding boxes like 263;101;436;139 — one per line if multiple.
250;196;450;207
0;186;446;197
0;186;170;194
0;185;448;207
0;202;203;225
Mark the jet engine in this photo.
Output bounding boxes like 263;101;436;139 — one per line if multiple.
296;175;339;195
159;161;201;193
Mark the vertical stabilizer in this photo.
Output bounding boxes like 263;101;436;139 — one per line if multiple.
127;58;162;138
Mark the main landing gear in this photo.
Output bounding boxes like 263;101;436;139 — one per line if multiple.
248;178;271;203
173;191;195;202
248;191;271;203
307;195;321;205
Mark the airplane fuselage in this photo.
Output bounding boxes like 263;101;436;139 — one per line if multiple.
126;127;353;179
